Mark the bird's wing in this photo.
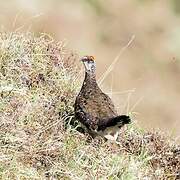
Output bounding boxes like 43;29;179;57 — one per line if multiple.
75;90;118;130
75;98;98;130
85;91;117;118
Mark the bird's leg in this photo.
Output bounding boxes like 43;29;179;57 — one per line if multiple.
104;132;118;141
104;134;115;141
104;130;120;144
113;131;119;141
87;130;97;139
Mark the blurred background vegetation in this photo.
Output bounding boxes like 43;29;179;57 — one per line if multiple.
1;0;180;137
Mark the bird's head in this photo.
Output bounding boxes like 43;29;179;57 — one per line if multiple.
81;56;96;73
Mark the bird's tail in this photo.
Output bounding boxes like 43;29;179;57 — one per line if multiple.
115;115;131;125
98;115;131;131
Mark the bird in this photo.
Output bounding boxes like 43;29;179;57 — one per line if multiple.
74;55;131;141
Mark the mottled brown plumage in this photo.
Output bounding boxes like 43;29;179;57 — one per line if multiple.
75;56;131;140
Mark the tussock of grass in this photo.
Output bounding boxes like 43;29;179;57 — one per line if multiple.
0;32;179;179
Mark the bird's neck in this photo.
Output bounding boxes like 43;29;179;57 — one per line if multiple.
83;71;97;87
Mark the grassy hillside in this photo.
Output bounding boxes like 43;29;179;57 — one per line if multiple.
0;32;179;179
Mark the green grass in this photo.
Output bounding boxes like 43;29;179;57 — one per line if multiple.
0;32;179;179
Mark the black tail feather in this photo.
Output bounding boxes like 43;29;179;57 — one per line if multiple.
98;115;131;131
116;115;131;124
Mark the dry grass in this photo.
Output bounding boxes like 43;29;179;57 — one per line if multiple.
0;32;179;179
